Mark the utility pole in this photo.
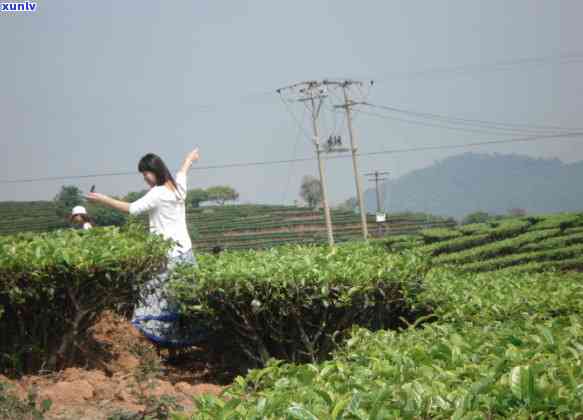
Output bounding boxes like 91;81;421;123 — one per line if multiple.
328;80;372;242
277;81;335;246
365;171;389;213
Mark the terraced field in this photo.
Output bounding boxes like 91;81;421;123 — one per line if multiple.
0;202;67;235
187;205;454;251
382;213;583;273
0;201;454;250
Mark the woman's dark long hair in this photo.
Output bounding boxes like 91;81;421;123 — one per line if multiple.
69;213;92;225
138;153;181;197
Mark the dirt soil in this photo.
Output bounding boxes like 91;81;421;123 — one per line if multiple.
0;312;231;419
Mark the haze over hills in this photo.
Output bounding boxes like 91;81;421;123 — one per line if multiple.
364;153;583;219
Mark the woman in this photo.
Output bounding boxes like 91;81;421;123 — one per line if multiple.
70;206;93;230
87;148;203;349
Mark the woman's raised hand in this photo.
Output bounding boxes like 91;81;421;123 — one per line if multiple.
179;148;200;175
186;148;200;163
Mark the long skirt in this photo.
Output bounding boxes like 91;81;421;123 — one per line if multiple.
131;250;207;349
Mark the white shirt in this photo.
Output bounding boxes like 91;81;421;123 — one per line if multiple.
129;172;192;257
82;222;92;230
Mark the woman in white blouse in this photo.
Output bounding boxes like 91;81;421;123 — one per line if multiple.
87;148;204;350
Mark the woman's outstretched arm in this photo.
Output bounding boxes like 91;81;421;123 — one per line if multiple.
86;193;130;213
177;148;200;177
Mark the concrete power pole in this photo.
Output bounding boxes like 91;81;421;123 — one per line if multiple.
277;81;335;246
366;171;389;213
328;80;372;242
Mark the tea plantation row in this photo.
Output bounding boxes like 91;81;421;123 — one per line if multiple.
181;267;583;419
2;221;582;418
0;227;428;375
381;212;583;273
0;202;453;251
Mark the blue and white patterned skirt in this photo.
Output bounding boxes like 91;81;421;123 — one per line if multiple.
132;250;207;349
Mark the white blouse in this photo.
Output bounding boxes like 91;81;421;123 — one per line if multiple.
129;172;192;257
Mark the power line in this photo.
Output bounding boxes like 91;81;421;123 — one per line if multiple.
277;92;314;144
119;53;583;115
364;103;582;133
375;51;583;81
282;108;307;204
1;132;583;185
362;132;583;156
43;52;581;119
357;109;564;136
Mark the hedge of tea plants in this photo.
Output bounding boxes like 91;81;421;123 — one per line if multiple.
183;269;583;419
379;213;583;273
169;243;432;367
0;226;170;374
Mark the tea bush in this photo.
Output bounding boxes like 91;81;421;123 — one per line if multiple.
183;271;583;419
0;226;170;374
169;243;431;367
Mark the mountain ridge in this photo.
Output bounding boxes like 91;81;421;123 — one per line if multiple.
364;152;583;219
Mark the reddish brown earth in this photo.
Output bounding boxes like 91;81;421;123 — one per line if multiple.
0;312;228;419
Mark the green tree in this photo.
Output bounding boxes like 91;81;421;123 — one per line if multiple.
462;211;491;225
187;188;209;208
300;176;322;209
124;190;148;203
206;186;239;206
54;185;83;218
87;203;128;227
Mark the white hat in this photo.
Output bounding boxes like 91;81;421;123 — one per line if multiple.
71;206;87;216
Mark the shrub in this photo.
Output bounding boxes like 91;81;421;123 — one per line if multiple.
169;243;431;367
421;269;583;323
499;256;583;274
459;244;583;272
519;231;583;252
487;219;531;238
420;233;491;256
458;222;492;235
435;229;561;266
184;271;583;419
194;318;583;419
461;211;492;225
533;213;583;231
420;228;462;244
373;235;422;252
0;226;170;374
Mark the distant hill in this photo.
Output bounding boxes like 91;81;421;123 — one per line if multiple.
364;153;583;219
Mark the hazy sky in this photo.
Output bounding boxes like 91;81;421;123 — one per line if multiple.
1;1;582;204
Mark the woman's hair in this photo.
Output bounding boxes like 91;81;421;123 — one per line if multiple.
70;213;91;224
71;213;89;223
138;153;179;193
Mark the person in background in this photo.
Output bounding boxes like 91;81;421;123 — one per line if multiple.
211;245;223;256
86;148;205;353
70;206;93;230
